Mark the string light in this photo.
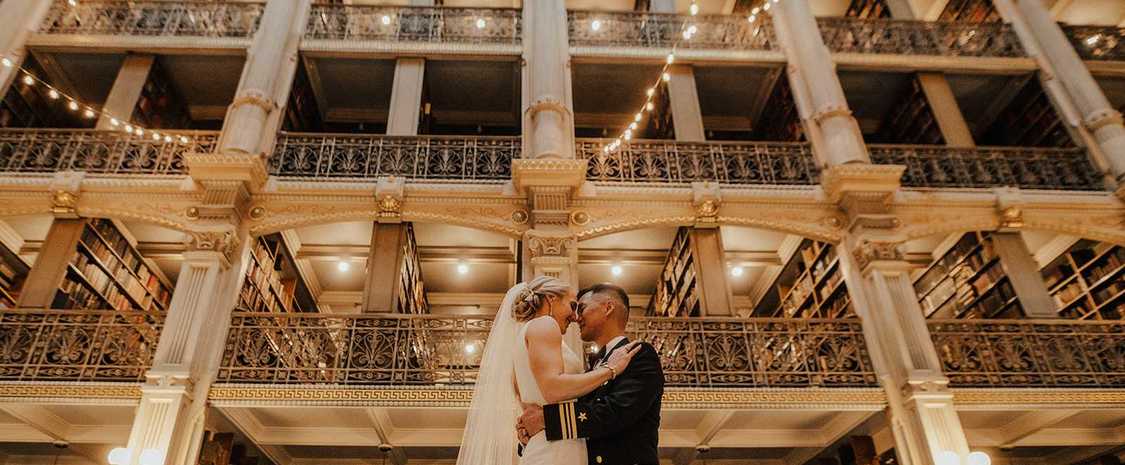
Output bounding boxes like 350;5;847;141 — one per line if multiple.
601;0;704;154
5;63;193;144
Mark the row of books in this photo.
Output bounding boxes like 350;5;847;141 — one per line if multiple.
1083;247;1124;287
80;234;167;310
0;256;21;308
87;219;172;307
64;252;139;311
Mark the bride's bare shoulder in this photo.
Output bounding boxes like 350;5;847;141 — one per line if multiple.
524;316;561;343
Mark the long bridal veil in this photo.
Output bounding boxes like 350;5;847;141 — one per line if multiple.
455;282;527;465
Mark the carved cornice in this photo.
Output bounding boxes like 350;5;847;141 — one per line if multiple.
0;382;143;403
184;151;269;191
184;229;240;267
951;388;1125;408
510;158;588;194
821;164;904;213
208;384;886;410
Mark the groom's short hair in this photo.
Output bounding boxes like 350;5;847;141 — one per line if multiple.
579;283;630;319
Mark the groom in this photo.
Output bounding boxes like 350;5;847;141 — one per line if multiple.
517;283;664;465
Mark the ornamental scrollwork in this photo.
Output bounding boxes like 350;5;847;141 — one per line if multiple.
0;129;217;176
40;1;264;38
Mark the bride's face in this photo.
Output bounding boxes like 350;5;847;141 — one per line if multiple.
545;292;578;334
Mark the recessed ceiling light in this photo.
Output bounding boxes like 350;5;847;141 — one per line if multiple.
337;260;350;272
457;262;470;275
464;343;476;354
730;266;744;277
611;265;623;276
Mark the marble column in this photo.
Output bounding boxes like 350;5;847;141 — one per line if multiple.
122;232;250;465
0;0;52;97
217;0;310;160
386;58;426;136
770;0;869;166
996;0;1125;191
521;0;574;159
97;55;156;131
839;236;972;465
667;66;707;142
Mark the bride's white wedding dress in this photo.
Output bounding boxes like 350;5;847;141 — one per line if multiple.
514;316;588;465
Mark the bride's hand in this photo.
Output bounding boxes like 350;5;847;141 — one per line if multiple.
605;341;643;376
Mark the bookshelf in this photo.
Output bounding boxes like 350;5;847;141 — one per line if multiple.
1041;240;1124;320
752;239;853;319
239;233;316;313
938;0;1001;23
52;218;173;314
132;59;191;130
846;0;892;19
913;232;1024;319
875;75;944;145
647;227;700;317
753;73;804;142
397;223;429;315
0;240;29;309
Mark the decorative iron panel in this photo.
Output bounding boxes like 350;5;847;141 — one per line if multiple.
0;309;163;382
40;1;264;38
577;139;818;185
869;144;1104;190
269;133;518;182
306;5;521;45
930;320;1125;387
0;129;217;175
567;11;776;50
1063;26;1125;61
818;17;1024;57
218;313;877;388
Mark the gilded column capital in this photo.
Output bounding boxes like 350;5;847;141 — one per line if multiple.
852;237;909;275
375;176;405;223
183;229;240;268
48;170;85;218
524;230;577;260
691;182;722;227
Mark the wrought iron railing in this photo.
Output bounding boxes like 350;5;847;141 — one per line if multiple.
0;129;217;175
577;139;818;185
567;11;776;50
818;18;1024;57
306;5;522;45
39;1;264;38
930;319;1125;388
0;309;163;382
269;133;518;182
217;312;877;388
869;145;1104;191
1063;25;1125;61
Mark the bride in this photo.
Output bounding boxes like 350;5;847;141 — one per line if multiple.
456;276;640;465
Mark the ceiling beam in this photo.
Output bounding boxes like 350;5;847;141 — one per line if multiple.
219;407;293;465
782;411;875;465
0;404;70;442
366;409;407;465
997;410;1081;448
302;54;331;123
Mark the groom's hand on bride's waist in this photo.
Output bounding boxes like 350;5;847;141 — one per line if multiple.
517;404;545;445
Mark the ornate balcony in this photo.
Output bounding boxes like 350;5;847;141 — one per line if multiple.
305;5;522;48
930;319;1125;388
818;18;1024;58
1063;25;1125;61
868;144;1105;191
0;309;162;382
0;129;218;176
38;1;264;39
217;313;877;388
577;139;818;185
567;11;776;51
269;133;518;182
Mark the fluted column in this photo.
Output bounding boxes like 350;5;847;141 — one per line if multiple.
121;233;250;465
995;0;1125;193
770;0;869;166
0;0;52;96
521;0;574;159
217;0;310;161
839;236;972;465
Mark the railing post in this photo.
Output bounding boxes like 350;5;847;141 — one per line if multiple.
120;233;251;465
838;234;973;465
770;0;869;167
0;0;52;97
995;0;1125;197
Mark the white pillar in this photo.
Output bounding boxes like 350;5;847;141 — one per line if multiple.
218;0;310;159
916;73;976;148
771;0;869;166
667;66;707;142
386;58;425;136
97;55;156;130
840;237;972;465
992;233;1057;318
998;0;1125;188
689;228;733;315
0;0;52;96
522;0;575;159
122;235;249;465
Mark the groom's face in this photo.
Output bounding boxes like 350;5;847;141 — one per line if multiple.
575;293;609;342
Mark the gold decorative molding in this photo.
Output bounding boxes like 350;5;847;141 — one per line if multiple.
852;238;906;272
184;229;241;265
208;384;887;410
0;382;143;402
952;388;1125;408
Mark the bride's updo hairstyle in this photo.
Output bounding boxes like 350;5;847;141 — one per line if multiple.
512;276;571;322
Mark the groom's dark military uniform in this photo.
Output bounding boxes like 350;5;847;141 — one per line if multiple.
542;338;664;465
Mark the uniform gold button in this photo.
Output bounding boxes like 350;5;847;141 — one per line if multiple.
595;456;603;464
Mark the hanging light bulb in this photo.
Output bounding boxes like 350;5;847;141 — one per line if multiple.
646;87;655;97
110;118;119;126
475;18;486;29
179;136;190;144
124;124;134;133
688;25;698;35
591;19;602;31
623;130;633;140
163;135;173;143
135;127;144;136
682;29;692;40
0;57;12;68
662;72;671;82
666;53;675;65
67;101;79;111
689;2;700;15
646;101;654;111
749;14;758;23
83;108;95;118
152;132;161;141
628;122;637;131
47;89;59;99
381;15;391;25
752;7;761;14
22;75;34;86
634;112;642;122
763;2;771;11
